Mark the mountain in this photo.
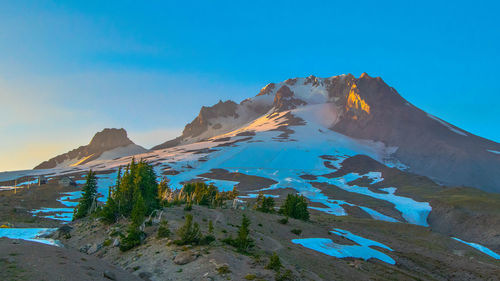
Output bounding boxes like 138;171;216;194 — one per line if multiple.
2;73;500;280
153;73;500;193
34;128;148;169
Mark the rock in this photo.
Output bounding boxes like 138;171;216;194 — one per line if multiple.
87;243;103;255
79;244;91;254
57;225;73;238
112;238;120;247
13;206;27;213
103;270;116;280
139;271;153;281
173;251;197;265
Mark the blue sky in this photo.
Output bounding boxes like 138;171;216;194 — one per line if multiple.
1;0;499;171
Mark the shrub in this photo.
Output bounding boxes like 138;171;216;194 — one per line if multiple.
175;214;201;245
120;226;143;252
208;220;214;234
201;234;216;245
157;221;171;238
290;229;302;235
266;252;282;271
278;217;289;224
254;192;275;213
275;269;294;281
217;265;231;274
279;194;309;221
245;274;257;280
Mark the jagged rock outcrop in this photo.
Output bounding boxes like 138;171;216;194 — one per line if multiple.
34;128;147;169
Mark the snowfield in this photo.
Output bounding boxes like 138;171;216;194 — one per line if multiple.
2;103;430;229
292;228;395;264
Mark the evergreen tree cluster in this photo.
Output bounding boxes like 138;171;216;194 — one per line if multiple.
279;194;309;221
101;158;160;224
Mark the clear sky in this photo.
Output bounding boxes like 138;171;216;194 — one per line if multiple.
1;0;499;171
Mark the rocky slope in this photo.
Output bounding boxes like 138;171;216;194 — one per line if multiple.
34;128;148;169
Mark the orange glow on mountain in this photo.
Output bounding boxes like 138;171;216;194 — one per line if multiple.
346;84;370;114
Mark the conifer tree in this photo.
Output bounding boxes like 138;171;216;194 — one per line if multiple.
235;214;253;252
176;214;201;245
131;190;147;227
74;170;98;220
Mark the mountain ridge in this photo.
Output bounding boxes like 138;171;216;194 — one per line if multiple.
151;73;500;192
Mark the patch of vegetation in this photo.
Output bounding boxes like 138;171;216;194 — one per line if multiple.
119;225;144;252
217;264;231;274
163;182;238;208
157;221;171;238
254;192;275;213
245;274;257;280
290;229;302;235
175;214;201;245
275;269;294;281
222;214;254;253
279;194;309;221
266;252;282;271
278;217;289;224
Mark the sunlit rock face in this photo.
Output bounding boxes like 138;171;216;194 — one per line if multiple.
34;128;147;169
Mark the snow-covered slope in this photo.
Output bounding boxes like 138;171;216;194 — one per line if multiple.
153;73;500;193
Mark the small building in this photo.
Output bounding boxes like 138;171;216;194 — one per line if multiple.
38;175;47;186
58;176;76;187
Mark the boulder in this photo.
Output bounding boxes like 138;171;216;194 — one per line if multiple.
173;251;197;265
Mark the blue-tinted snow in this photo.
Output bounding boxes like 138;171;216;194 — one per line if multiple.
31;207;74;222
292;228;395;264
452;237;500;260
320;173;431;226
0;228;60;246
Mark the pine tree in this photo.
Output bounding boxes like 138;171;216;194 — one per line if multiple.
265;252;282;271
235;214;253;252
74;170;98;220
131;190;147;227
175;214;202;245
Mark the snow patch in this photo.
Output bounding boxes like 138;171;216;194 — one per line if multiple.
452;237;500;259
292;228;395;264
487;149;500;155
0;228;60;246
427;114;467;136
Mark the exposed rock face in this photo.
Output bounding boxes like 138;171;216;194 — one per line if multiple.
272;85;306;111
152;73;500;193
183;100;239;139
35;128;147;169
330;74;500;193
